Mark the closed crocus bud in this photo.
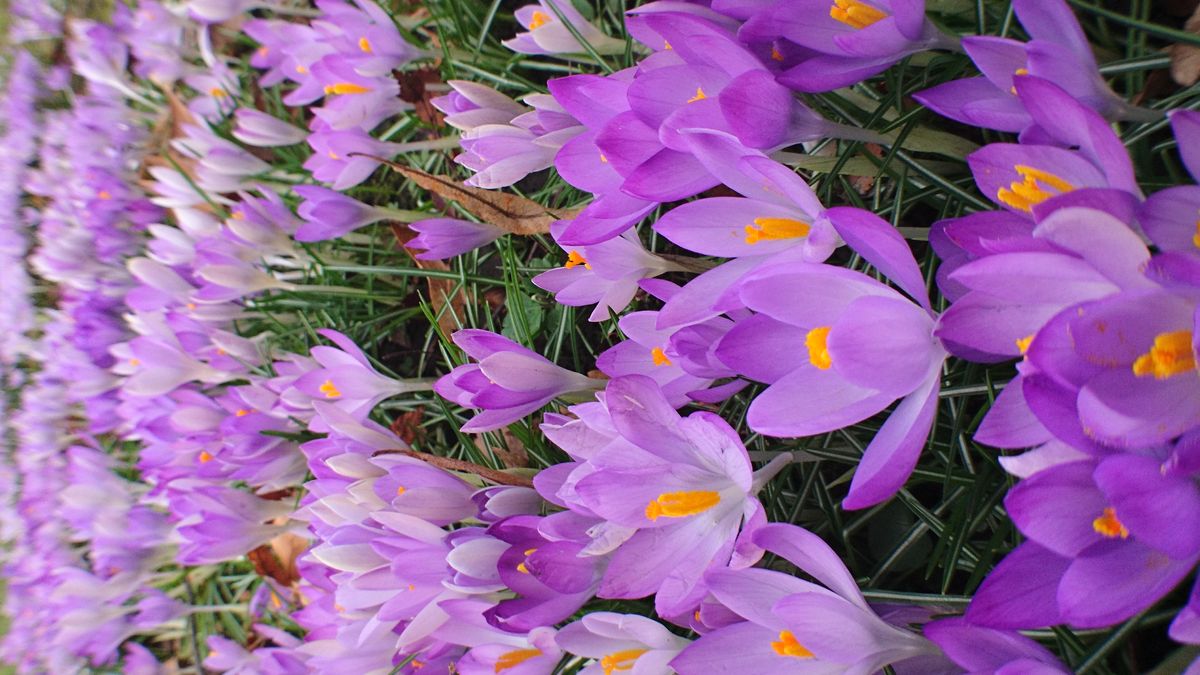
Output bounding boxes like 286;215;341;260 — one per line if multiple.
232;109;308;147
407;218;503;260
187;0;254;23
293;185;391;242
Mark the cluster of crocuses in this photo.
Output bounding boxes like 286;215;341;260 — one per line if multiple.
0;0;1194;673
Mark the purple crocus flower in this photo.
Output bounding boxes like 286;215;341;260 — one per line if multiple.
1141;110;1200;255
293;185;391;242
717;208;945;509
532;226;678;322
434;329;604;432
549;375;791;616
432;80;527;132
555;612;691;675
923;618;1068;674
740;0;958;93
915;0;1157;132
671;523;944;673
456;93;583;189
232;109;308;147
503;0;625;56
406;218;504;260
968;453;1200;629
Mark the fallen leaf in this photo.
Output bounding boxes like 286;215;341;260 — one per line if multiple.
397;67;446;128
362;157;576;234
390;406;427;446
475;429;529;469
1170;5;1200;86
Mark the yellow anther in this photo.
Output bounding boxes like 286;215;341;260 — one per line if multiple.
771;630;815;658
199;451;214;463
98;190;112;200
396;486;406;496
830;0;887;29
235;409;251;417
599;649;647;674
295;64;308;74
358;36;372;53
565;250;591;269
1133;330;1196;379
129;358;141;367
325;82;372;95
271;592;282;609
744;216;810;244
1193;220;1200;250
496;648;541;672
645;491;720;521
686;87;707;103
651;346;672;367
771;46;785;62
1092;507;1130;539
599;153;608;163
209;87;228;98
319;379;342;399
186;302;197;311
231;210;245;220
328;151;340;160
663;40;673;50
996;165;1075;212
805;326;832;370
528;10;550;30
516;562;530;574
257;46;269;58
1016;334;1034;355
1009;67;1030;95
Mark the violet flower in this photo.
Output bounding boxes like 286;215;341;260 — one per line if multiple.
407;218;504;260
555;612;691;675
232;109;308;147
915;0;1157;132
293;185;391;242
1141;110;1200;255
435;329;604;432
503;0;625;56
718;208;945;509
740;0;958;93
924;618;1068;674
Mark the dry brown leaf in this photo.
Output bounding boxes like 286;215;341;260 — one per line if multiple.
390;223;471;337
1170;6;1200;86
397;67;446;128
474;429;530;469
390;406;427;446
362;157;577;234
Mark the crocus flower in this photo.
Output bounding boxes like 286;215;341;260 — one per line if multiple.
967;454;1200;629
740;0;958;93
232;109;308;147
533;226;679;321
924;618;1068;674
1141;110;1200;255
503;0;625;56
456;94;583;189
555;612;691;675
435;329;604;432
432;80;527;132
717;208;945;509
671;523;944;673
406;218;504;260
293;185;391;242
915;0;1156;131
553;375;791;616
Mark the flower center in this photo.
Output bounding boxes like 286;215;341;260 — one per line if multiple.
1133;330;1195;379
744;216;810;245
651;347;672;366
830;0;887;29
495;648;541;672
1009;67;1029;94
198;451;214;463
771;630;814;658
319;379;342;398
996;165;1074;212
324;82;372;95
1193;219;1200;250
645;491;720;521
600;649;647;674
359;37;372;53
209;87;227;98
1092;507;1130;539
528;10;550;29
687;87;707;103
565;250;591;269
1016;334;1034;355
805;326;833;370
517;547;536;574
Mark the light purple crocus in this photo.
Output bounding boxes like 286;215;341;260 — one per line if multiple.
503;0;625;56
551;375;791;616
916;0;1157;132
293;185;391;242
232;109;308;147
740;0;958;93
717;208;945;509
555;612;691;675
671;523;945;673
432;80;529;132
435;329;604;432
406;218;504;260
923;618;1068;674
968;453;1200;630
